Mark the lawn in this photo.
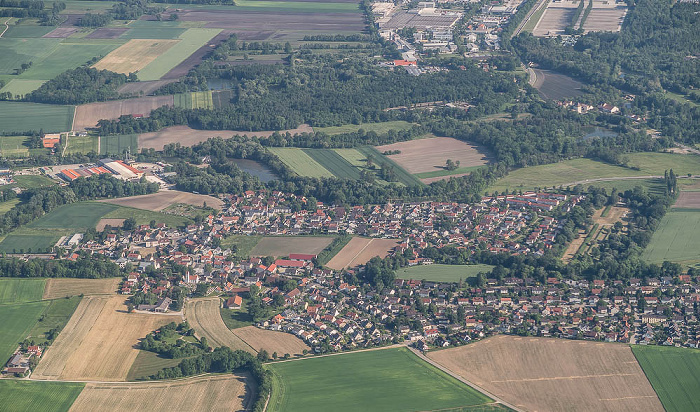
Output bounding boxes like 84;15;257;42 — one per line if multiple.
267;347;494;412
396;264;495;283
220;234;262;258
304;149;361;179
0;135;31;157
0;380;84;412
27;296;82;345
632;345;700;412
220;303;254;330
65;135;99;154
12;175;56;189
0;102;74;133
490;153;700;192
100;134;138;155
267;147;333;178
642;209;700;266
136;28;221;81
315;121;416;136
0;300;49;363
0;278;46;304
126;350;182;381
29;203;118;230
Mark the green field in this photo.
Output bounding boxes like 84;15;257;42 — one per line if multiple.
12;175;56;189
0;380;84;412
100;134;138;155
126;350;182;381
396;264;495;283
19;42;121;80
60;0;117;13
27;296;81;345
220;302;254;330
0;38;60;76
29;203;118;230
0;79;47;96
356;146;424;186
2;21;56;38
174;90;214;109
490;153;700;192
136;28;221;81
522;0;548;33
642;209;700;266
315;121;416;135
0;278;46;304
220;234;262;257
267;347;494;412
65;135;99;154
0;301;49;362
0;198;20;215
632;345;700;412
102;205;193;228
304;149;361;179
0;234;60;254
233;0;359;13
267;147;333;178
0;102;74;133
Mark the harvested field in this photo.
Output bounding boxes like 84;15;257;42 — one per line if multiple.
42;278;120;300
428;335;664;412
376;137;491;175
85;28;129;39
185;298;254;353
34;296;181;381
136;28;221;81
177;9;365;33
42;27;79;38
97;190;223;211
672;191;700;209
96;218;126;231
69;374;252;412
531;68;583;100
73;95;174;130
249;236;333;257
92;39;179;74
325;237;399;270
233;326;309;356
138;124;313;150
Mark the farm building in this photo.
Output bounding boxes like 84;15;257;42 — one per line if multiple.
42;134;61;148
225;295;243;309
59;166;112;181
98;158;144;179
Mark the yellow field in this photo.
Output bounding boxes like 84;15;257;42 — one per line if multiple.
69;374;253;412
92;39;179;74
185;298;255;353
42;278;120;300
233;326;309;356
33;296;181;381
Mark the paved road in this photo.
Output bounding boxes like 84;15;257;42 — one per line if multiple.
409;347;524;412
512;0;548;38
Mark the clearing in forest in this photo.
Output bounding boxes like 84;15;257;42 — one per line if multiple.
73;95;175;131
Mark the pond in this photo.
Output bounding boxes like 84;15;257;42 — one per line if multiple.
231;158;277;182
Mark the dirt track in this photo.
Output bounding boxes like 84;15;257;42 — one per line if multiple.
428;335;664;412
185;298;255;353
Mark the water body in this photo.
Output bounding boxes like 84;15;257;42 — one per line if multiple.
207;78;235;90
582;126;618;140
231;158;277;182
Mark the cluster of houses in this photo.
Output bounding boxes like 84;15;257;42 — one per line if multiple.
559;96;645;123
3;346;42;377
462;0;527;51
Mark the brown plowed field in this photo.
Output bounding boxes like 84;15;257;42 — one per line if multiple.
32;296;109;380
233;326;309;356
69;374;252;412
185;298;255;353
673;191;700;209
249;236;332;257
376;137;491;174
97;190;223;211
42;278;120;300
138;125;314;150
85;28;129;39
96;218;126;231
326;237;398;270
93;39;179;75
73;95;174;130
36;296;181;381
428;335;664;412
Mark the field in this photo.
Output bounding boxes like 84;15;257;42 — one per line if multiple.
33;296;181;381
100;205;192;228
249;236;333;257
672;191;700;209
530;68;584;100
12;174;56;189
642;209;700;266
26;296;81;346
356;146;424;186
631;345;700;412
29;202;117;230
174;90;215;109
532;2;578;37
136;28;222;81
325;237;399;270
125;349;182;381
267;147;334;178
65;135;98;154
0;79;46;96
220;234;262;258
92;39;178;74
376;137;491;182
0;101;74;133
69;375;252;412
97;190;223;211
42;277;120;300
267;347;493;412
73;95;174;130
314;120;415;135
395;264;495;283
0;301;48;363
0;234;60;254
428;335;663;412
0;380;84;412
18;41;120;81
99;134;138;155
305;149;362;179
185;298;254;352
233;326;309;356
0;198;20;215
0;135;36;157
0;278;45;303
490;152;700;192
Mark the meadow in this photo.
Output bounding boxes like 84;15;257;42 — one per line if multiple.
101;205;193;228
0;301;48;363
26;296;82;345
267;347;494;412
125;350;182;381
29;203;118;230
0;234;60;254
220;234;262;258
632;345;700;412
304;149;361;180
65;135;99;154
0;380;84;412
0;278;46;304
0;102;74;133
356;146;424;186
396;264;495;283
314;120;416;135
642;209;700;266
267;147;334;178
0;79;47;96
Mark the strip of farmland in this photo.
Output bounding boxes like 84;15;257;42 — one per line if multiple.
303;148;361;179
267;147;333;178
356;146;424;186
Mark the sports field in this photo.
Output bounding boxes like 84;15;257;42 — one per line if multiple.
314;120;415;135
136;28;221;81
396;264;495;283
0;102;74;133
642;209;700;266
0;380;84;412
12;174;55;189
99;134;138;155
268;147;333;177
631;345;700;412
0;300;48;363
93;39;179;74
65;135;99;154
267;347;494;412
0;135;37;157
0;278;46;304
249;236;333;257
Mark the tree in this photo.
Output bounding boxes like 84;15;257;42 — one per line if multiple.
123;217;137;231
257;349;270;362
